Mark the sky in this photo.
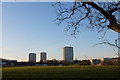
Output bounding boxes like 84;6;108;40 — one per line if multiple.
0;2;2;57
1;0;119;2
1;2;118;62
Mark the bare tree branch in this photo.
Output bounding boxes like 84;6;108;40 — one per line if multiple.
54;2;120;34
94;39;120;49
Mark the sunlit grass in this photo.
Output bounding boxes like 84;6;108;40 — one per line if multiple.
2;65;120;78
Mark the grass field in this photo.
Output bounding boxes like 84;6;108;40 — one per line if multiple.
2;65;120;79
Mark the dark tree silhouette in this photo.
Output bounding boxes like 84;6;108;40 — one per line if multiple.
54;1;120;35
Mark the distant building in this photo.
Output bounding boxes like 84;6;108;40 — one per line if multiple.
62;46;74;63
90;59;100;65
112;57;120;65
40;52;47;61
100;58;112;62
29;53;36;63
79;60;91;65
100;58;112;65
1;58;17;67
1;58;64;67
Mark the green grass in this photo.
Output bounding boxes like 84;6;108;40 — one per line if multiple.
2;65;120;79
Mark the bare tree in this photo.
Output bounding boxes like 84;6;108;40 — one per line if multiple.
54;1;120;35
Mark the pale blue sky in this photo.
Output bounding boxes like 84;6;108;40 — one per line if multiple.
0;2;2;58
2;2;118;61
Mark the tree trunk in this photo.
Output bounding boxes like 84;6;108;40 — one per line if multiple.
83;2;120;33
